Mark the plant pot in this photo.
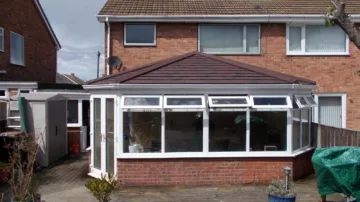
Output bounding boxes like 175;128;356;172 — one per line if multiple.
128;144;143;153
268;194;296;202
0;165;11;182
11;199;34;202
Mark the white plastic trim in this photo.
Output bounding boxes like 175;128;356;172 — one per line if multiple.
121;95;162;109
164;95;205;108
208;96;252;107
250;95;292;109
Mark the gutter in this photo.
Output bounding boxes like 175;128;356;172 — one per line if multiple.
97;14;360;23
106;17;110;76
0;82;38;89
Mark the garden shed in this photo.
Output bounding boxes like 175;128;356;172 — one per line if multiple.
84;52;318;185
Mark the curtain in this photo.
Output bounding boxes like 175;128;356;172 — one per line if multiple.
289;26;302;51
246;25;260;53
305;25;346;53
200;25;244;53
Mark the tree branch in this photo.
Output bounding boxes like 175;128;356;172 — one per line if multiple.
327;0;360;49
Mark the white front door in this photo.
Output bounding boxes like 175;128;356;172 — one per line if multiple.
90;96;116;177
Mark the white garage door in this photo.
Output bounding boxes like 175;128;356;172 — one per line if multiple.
318;96;342;128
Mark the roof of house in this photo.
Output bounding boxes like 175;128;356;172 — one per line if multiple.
33;0;61;49
87;52;316;85
98;0;360;16
56;73;85;85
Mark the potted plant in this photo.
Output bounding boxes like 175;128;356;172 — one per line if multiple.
0;161;11;182
128;127;150;153
267;180;296;202
6;133;39;202
85;173;118;202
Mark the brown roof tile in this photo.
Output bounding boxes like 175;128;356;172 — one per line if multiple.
98;0;360;16
87;52;316;85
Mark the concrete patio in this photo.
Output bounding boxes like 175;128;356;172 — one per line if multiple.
0;153;346;202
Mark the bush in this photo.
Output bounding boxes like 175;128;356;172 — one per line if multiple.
85;173;118;202
267;180;296;197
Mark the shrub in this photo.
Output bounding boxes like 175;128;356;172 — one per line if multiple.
267;180;296;197
85;173;118;202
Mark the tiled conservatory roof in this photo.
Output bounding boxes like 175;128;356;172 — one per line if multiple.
87;52;316;85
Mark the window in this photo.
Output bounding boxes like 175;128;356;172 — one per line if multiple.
122;96;162;109
10;32;24;65
165;112;203;152
124;24;156;46
292;110;301;151
208;96;251;107
164;96;205;108
251;96;292;108
199;24;260;54
67;100;79;124
301;109;310;147
123;112;161;153
209;112;246;152
0;27;3;52
287;25;348;55
0;90;5;97
295;95;318;108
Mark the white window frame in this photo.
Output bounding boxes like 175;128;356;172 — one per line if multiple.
67;99;83;127
208;96;252;108
0;27;4;52
313;93;347;128
17;89;31;96
305;96;317;107
164;95;205;109
198;24;261;55
292;108;312;153
121;95;162;109
286;24;349;56
0;89;8;99
250;95;292;109
124;23;156;46
10;31;25;66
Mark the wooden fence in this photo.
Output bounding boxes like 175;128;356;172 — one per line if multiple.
311;123;360;148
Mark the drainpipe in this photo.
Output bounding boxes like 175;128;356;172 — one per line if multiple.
106;17;110;76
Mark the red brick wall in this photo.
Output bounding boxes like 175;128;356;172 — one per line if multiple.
107;22;360;130
0;0;57;82
117;156;310;186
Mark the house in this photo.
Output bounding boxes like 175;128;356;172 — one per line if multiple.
57;73;85;85
83;0;360;185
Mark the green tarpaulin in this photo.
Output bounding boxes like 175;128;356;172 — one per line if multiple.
312;147;360;199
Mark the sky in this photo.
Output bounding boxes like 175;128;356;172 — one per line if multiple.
40;0;107;81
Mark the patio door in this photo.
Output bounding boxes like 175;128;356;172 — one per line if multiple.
91;96;116;177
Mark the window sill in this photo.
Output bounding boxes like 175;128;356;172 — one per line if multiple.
116;149;313;159
203;52;261;56
124;43;157;47
286;52;350;56
10;62;25;67
67;124;82;127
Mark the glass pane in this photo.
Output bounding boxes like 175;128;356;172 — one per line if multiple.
124;97;159;106
306;96;316;105
246;25;260;53
167;98;202;106
250;112;287;151
0;29;3;51
106;99;114;174
211;98;247;105
165;112;203;152
253;97;287;106
67;100;78;123
299;97;308;106
209;112;246;152
123;112;161;153
125;24;155;44
301;109;310;147
293;110;301;151
305;25;346;53
93;98;101;169
200;25;244;53
0;90;5;96
10;33;24;65
289;27;302;51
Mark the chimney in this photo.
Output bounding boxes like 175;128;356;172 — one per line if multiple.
71;73;75;76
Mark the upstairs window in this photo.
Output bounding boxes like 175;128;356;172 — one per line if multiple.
199;24;260;54
124;24;156;46
0;27;3;52
10;32;24;65
287;25;348;55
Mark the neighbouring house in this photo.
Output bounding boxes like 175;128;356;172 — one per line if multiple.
83;0;360;185
57;73;85;85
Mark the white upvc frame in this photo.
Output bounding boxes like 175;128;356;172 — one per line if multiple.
197;24;261;55
121;95;162;109
0;27;4;52
164;95;205;109
313;93;347;128
286;24;349;56
124;23;156;46
208;96;252;108
250;95;292;109
0;88;8;99
305;96;317;107
10;31;25;66
67;99;84;127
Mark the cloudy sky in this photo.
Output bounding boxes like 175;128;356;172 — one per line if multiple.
40;0;107;81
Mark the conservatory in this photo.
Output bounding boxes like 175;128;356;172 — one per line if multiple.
84;52;318;185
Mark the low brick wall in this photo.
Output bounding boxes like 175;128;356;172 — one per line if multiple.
116;150;314;186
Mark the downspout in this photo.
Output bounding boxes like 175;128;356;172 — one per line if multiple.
106;17;110;76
